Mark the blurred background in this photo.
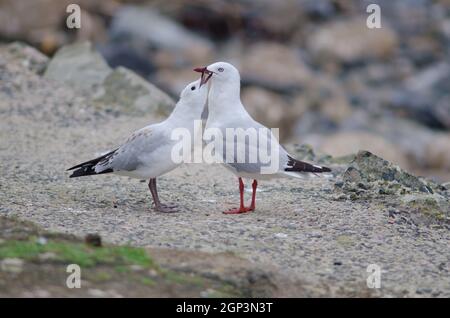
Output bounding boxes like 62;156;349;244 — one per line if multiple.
0;0;449;181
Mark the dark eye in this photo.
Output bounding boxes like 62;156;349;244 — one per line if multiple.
218;67;224;72
191;86;196;91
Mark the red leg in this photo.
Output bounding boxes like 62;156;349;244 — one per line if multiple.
223;177;252;214
248;179;258;211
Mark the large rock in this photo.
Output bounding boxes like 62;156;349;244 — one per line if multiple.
343;151;434;193
44;42;111;90
401;193;449;222
307;18;398;63
94;67;175;117
0;42;49;75
44;42;174;117
334;151;447;204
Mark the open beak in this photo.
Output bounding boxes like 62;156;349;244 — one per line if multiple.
194;67;213;87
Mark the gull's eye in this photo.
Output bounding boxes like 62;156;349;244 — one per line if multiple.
191;86;196;91
218;67;224;72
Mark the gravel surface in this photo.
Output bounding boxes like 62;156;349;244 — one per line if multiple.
1;43;449;297
2;110;450;297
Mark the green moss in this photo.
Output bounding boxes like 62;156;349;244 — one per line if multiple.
0;239;155;268
114;265;130;273
141;277;156;286
401;194;448;221
91;271;113;282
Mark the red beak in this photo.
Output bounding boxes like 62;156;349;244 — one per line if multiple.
194;66;213;87
194;67;207;73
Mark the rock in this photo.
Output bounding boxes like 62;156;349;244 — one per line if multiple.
334;151;447;203
0;258;24;274
307;18;398;64
401;193;449;222
343;166;362;184
442;182;450;191
0;42;49;75
334;151;450;207
346;151;434;193
44;42;174;117
110;6;213;65
94;67;175;117
240;42;311;90
44;42;111;91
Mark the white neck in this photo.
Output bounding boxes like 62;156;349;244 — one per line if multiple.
207;78;250;122
165;99;204;129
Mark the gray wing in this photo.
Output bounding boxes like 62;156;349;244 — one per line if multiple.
95;126;167;173
216;124;287;174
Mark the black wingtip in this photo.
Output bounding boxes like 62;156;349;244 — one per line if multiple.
67;149;118;176
285;156;331;173
322;166;332;173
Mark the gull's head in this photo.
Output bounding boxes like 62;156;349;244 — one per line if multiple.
179;79;208;105
194;62;240;87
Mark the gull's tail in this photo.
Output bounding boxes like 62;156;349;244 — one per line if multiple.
284;156;331;176
67;149;117;178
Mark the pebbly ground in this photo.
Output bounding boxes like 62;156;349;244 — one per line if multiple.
1;43;449;297
1;107;449;297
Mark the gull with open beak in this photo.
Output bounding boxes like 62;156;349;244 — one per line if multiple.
194;62;331;214
194;67;213;87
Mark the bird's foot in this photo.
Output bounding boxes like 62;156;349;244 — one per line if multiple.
223;206;253;214
154;203;178;213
